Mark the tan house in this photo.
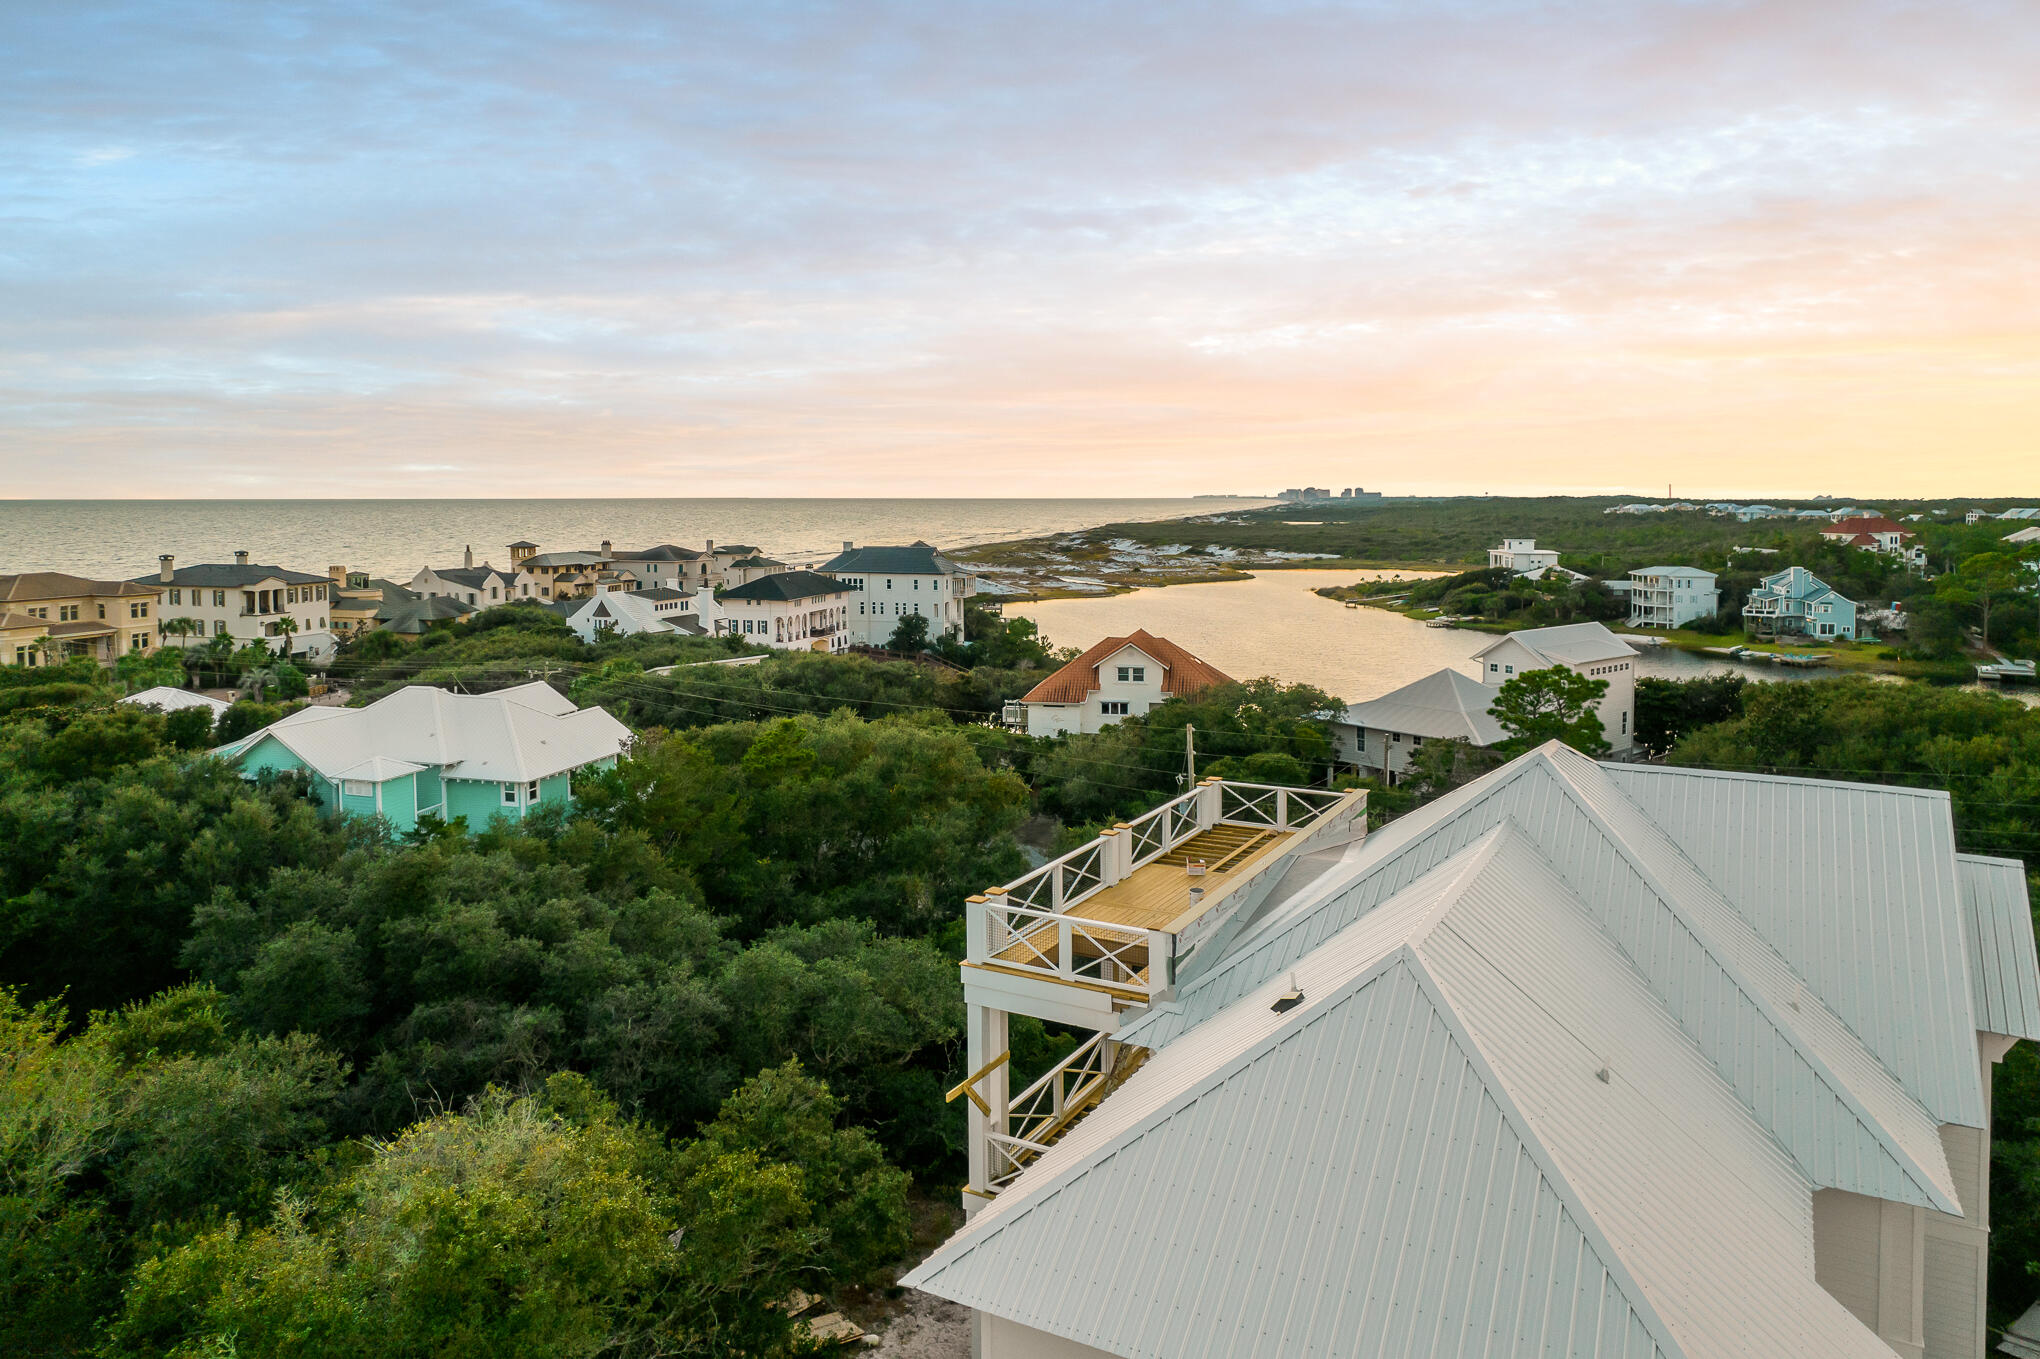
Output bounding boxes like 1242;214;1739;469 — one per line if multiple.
1;572;163;666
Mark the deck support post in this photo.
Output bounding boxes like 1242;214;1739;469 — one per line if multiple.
1195;776;1223;830
1101;826;1131;885
964;1002;1010;1210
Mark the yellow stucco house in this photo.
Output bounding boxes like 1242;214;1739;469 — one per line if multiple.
0;572;164;666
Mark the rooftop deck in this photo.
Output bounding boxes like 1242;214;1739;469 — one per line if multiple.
964;780;1368;1006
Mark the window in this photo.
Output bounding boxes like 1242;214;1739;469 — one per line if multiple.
1505;665;1514;675
526;780;540;801
502;783;519;806
170;588;182;605
130;602;148;618
1100;701;1130;715
214;620;227;635
287;587;297;604
1488;662;1498;673
214;590;226;607
343;780;372;797
59;605;79;621
129;633;147;652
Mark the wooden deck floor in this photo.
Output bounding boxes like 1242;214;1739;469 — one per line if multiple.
989;821;1304;975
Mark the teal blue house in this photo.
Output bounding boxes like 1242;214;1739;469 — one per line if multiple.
217;681;630;832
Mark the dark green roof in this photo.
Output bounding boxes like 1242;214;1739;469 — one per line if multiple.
719;570;858;603
818;543;960;576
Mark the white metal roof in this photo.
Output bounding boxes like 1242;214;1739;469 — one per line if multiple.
1337;667;1507;746
121;686;231;715
1629;565;1717;579
1957;853;2040;1041
1129;746;1964;1208
908;827;1900;1359
1471;621;1634;666
218;682;626;784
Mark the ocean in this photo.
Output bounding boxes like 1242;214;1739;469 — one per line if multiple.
0;498;1251;582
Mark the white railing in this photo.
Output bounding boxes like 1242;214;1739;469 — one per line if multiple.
1216;782;1347;832
983;1032;1118;1189
1003;837;1108;914
969;896;1174;999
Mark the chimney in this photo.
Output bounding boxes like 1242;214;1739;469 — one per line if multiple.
158;554;174;583
234;550;249;566
328;565;346;584
843;540;854;553
601;539;612;557
705;539;715;553
464;545;474;569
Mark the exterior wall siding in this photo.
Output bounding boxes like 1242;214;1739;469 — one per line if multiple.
979;1314;1145;1359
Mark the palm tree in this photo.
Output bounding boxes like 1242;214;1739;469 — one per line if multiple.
238;665;280;703
159;615;202;649
269;614;298;657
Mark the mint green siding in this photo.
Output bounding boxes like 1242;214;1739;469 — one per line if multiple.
445;778;515;827
539;772;571;805
238;735;311;780
380;774;417;824
339;783;380;817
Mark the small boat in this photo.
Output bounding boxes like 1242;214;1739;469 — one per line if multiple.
1977;658;2037;683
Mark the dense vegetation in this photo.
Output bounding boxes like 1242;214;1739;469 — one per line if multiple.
8;595;2040;1350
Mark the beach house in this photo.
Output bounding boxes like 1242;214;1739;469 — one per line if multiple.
410;549;523;608
1;571;163;666
555;586;706;643
213;682;629;832
1471;620;1636;751
910;744;2037;1359
1014;631;1235;738
1744;565;1858;640
819;541;978;645
1329;666;1506;781
713;570;856;652
1823;515;1928;569
1627;564;1720;628
1485;537;1560;575
140;553;336;661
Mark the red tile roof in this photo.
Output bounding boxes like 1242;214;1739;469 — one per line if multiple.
1823;515;1909;538
1020;629;1238;705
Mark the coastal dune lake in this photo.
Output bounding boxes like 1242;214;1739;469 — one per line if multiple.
1013;570;2038;706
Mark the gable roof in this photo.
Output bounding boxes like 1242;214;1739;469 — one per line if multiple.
564;588;701;635
908;819;1915;1359
1956;853;2040;1041
216;682;627;784
719;570;856;603
729;555;786;569
818;542;961;575
1471;621;1633;667
1338;666;1506;745
3;571;161;601
121;686;232;715
1020;630;1236;705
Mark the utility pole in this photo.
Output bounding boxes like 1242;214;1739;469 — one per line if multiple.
1184;723;1196;786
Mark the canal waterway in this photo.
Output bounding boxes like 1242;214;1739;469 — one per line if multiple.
1011;570;2038;707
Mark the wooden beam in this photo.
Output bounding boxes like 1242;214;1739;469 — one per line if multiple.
945;1048;1011;1114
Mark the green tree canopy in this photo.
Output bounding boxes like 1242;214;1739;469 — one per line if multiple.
1487;666;1609;756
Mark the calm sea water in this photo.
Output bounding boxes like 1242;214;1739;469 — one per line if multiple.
0;498;1255;582
1013;570;2039;707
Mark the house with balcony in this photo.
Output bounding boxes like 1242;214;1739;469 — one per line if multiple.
1013;631;1235;738
910;744;2038;1359
1486;537;1561;576
1627;564;1719;628
213;681;629;833
819;541;977;645
1471;620;1636;751
139;553;336;661
1744;565;1858;641
713;570;855;651
604;542;719;593
1329;666;1505;781
1;571;163;666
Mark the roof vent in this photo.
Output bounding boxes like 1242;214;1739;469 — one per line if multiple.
1270;974;1304;1014
1594;1065;1611;1084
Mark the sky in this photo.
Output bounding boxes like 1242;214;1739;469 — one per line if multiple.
3;0;2037;500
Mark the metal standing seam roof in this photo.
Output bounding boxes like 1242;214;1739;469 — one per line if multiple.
1122;746;1969;1210
907;827;1899;1359
217;682;628;784
1956;854;2040;1041
1338;667;1506;745
121;687;232;715
1471;620;1635;667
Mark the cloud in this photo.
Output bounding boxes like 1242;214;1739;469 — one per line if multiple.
0;0;2036;496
